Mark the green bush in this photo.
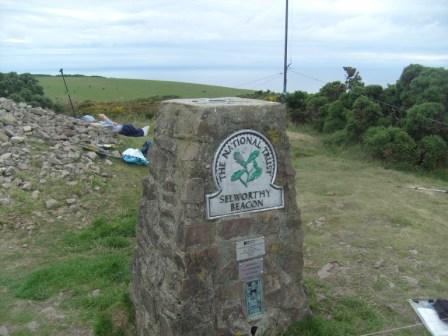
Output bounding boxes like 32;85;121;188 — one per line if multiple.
418;135;448;169
339;85;366;110
0;72;58;110
286;90;308;123
363;126;417;164
346;96;382;140
398;64;448;111
404;102;446;141
324;129;349;146
381;84;402;123
315;103;330;132
322;101;348;133
318;81;345;102
364;85;383;101
305;95;329;130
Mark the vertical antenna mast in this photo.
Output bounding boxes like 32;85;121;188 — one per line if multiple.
282;0;289;96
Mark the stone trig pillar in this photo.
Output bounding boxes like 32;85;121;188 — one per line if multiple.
132;97;308;336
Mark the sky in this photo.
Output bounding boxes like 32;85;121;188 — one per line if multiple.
0;0;447;92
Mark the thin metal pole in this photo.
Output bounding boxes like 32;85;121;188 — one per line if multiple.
282;0;289;96
59;68;75;115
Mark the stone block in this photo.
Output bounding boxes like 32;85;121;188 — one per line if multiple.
178;142;200;161
181;178;204;204
183;224;215;248
133;98;307;336
218;217;254;240
0;130;9;142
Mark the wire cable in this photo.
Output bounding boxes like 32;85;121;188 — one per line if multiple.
236;72;283;88
289;68;326;84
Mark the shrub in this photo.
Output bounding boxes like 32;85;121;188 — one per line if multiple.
239;90;280;102
0;72;57;110
346;96;382;141
363;126;417;164
404;102;446;141
418;135;448;169
398;65;448;110
339;85;366;110
315;103;330;132
286;90;308;123
324;129;349;146
318;81;346;102
364;85;383;101
322;101;348;133
305;95;329;130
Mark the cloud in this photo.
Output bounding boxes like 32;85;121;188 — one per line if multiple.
2;38;29;44
0;0;446;90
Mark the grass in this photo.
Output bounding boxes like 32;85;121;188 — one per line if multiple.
287;125;447;335
0;120;148;335
0;209;140;334
35;75;253;104
1;114;447;335
284;280;384;336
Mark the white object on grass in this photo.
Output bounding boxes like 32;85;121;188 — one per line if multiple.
409;299;448;336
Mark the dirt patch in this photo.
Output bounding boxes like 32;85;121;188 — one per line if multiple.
287;131;317;143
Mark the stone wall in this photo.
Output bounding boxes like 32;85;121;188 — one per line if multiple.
132;98;308;336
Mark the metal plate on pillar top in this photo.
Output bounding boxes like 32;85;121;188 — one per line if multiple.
206;129;284;219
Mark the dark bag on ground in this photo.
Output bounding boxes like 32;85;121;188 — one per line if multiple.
434;299;448;322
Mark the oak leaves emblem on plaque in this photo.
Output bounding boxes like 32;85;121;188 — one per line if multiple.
206;129;284;219
231;150;262;187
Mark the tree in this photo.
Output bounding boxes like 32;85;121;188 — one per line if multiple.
343;66;363;90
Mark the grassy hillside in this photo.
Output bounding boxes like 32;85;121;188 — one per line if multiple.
1;120;447;335
35;75;252;103
286;127;447;335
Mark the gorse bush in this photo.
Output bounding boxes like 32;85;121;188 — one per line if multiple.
286;90;308;123
285;64;448;170
418;135;448;170
322;101;347;133
363;126;417;164
77;96;172;119
318;81;345;102
345;96;383;141
306;96;329;130
0;72;60;110
404;102;446;141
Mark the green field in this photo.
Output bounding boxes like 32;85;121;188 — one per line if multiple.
35;75;253;103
